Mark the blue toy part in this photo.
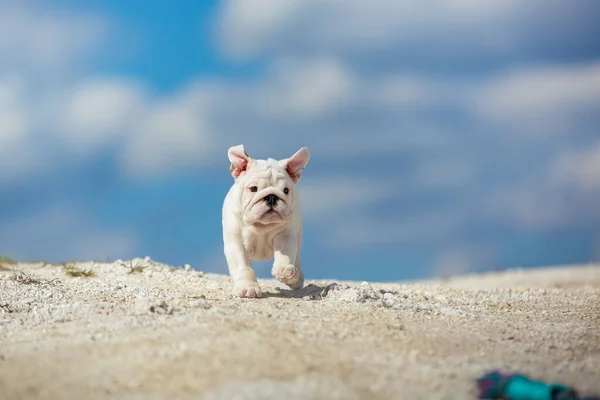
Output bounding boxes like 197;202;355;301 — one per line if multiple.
475;370;599;400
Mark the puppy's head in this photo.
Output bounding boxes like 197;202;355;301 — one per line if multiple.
227;144;310;225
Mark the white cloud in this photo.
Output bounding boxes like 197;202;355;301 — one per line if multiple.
0;204;139;262
300;178;393;217
475;62;600;135
85;58;449;180
121;93;213;178
216;0;590;60
59;79;147;155
255;58;355;118
375;76;441;107
0;76;30;147
326;211;468;249
0;75;41;183
468;139;600;233
409;158;476;190
0;2;108;76
0;1;113;183
218;0;304;59
503;140;600;232
432;245;494;278
481;185;573;231
553;142;600;192
299;173;474;250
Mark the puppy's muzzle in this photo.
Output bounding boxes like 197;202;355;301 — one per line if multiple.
263;194;279;207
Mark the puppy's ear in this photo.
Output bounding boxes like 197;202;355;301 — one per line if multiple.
281;147;310;183
228;144;250;179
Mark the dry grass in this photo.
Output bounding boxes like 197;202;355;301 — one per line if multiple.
0;256;16;264
62;263;95;278
0;303;14;313
9;271;59;285
121;260;146;274
9;271;43;285
0;256;16;271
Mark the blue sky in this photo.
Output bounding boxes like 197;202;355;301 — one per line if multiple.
1;0;600;282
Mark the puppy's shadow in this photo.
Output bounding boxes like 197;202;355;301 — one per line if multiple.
262;283;338;299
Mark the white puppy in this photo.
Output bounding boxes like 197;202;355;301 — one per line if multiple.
222;144;311;298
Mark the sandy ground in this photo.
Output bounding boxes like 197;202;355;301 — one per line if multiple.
1;258;599;400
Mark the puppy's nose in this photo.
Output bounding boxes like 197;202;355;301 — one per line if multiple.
263;194;279;207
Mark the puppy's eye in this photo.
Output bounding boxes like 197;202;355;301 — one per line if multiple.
283;188;289;195
250;186;258;192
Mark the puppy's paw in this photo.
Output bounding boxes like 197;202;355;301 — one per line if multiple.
232;280;262;298
271;264;303;290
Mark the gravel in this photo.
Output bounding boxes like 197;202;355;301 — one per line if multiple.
1;258;599;400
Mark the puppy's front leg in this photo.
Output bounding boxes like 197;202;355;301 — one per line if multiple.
272;231;304;290
224;241;261;298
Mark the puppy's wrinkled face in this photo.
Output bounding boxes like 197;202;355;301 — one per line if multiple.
239;159;295;225
227;145;310;226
